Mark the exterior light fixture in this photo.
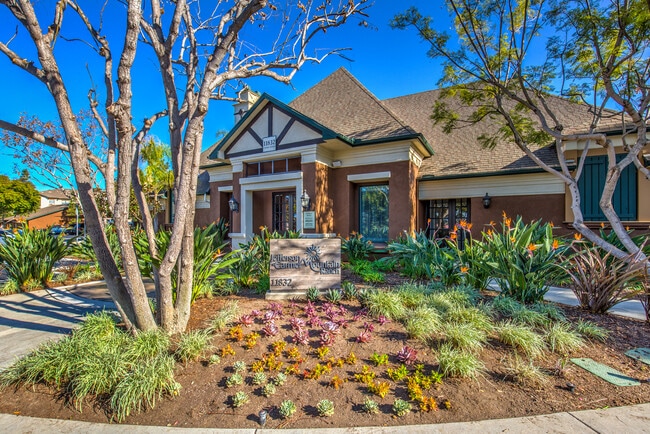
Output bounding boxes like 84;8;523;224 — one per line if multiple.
301;189;311;210
228;196;239;213
482;193;492;209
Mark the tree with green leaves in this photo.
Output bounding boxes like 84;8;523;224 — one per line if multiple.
139;138;173;230
0;0;369;333
0;174;39;219
392;0;649;267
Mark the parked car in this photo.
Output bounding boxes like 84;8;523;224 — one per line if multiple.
65;223;84;235
49;225;65;236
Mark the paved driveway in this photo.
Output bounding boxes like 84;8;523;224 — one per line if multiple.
0;288;114;369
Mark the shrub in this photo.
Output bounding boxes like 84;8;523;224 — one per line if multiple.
563;245;646;313
481;216;568;304
388;231;440;279
232;360;247;373
317;399;335;417
349;260;385;283
225;373;243;388
251;372;267;385
342;232;374;262
279;399;297;419
208;354;221;365
262;382;277;397
272;372;287;386
0;225;69;288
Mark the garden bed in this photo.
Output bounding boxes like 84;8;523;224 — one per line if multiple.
0;271;649;429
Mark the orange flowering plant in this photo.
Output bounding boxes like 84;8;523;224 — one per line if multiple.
480;214;569;304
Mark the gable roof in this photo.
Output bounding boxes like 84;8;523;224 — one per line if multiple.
289;68;417;142
24;204;68;221
383;89;624;178
39;189;71;200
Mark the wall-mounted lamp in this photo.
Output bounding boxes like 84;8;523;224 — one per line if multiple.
228;196;239;213
301;189;311;210
482;193;492;209
332;160;342;168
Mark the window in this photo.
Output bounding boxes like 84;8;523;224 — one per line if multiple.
425;198;470;238
359;185;389;243
246;157;301;177
577;155;637;221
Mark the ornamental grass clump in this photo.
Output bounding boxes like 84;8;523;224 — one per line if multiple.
573;319;609;342
443;306;493;332
0;312;178;422
437;343;484;379
496;321;546;359
442;322;488;353
207;300;240;333
545;322;584;354
503;356;548;388
363;290;407;321
174;330;212;363
404;306;441;341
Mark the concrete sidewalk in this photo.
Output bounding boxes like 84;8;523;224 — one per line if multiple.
0;402;648;433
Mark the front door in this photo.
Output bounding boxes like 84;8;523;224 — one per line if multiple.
272;192;297;233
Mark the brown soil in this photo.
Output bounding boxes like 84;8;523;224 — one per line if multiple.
1;271;649;429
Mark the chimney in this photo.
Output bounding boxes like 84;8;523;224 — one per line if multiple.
234;87;259;123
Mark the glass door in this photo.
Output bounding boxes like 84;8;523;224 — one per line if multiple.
272;192;297;233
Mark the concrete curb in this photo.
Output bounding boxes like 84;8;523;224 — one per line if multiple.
1;402;649;433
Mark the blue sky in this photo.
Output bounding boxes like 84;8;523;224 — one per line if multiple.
0;2;451;189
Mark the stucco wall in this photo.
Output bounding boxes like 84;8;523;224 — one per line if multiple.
28;212;66;229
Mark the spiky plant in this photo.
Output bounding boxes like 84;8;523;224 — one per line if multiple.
503;355;548;388
174;330;212;363
496;321;546;359
341;281;358;300
546;322;584;354
442;322;488;353
324;288;343;304
272;372;287;386
316;399;335;417
363;290;407;320
573;319;609;342
404;306;441;341
232;361;247;374
437;343;484;379
207;300;240;332
306;287;321;302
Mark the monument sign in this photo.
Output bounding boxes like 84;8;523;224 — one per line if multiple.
267;238;341;299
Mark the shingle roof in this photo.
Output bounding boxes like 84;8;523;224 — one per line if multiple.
39;189;71;200
24;204;68;221
289;68;416;141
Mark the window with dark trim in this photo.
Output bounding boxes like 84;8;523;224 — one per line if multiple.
359;185;389;243
425;198;470;238
577;155;637;221
272;192;297;233
245;157;301;177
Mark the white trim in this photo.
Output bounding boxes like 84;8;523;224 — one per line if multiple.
239;171;302;185
218;186;233;193
239;172;304;242
347;171;391;183
207;168;233;183
335;142;412;167
418;173;565;200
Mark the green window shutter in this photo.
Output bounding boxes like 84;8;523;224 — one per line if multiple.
578;155;637;221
